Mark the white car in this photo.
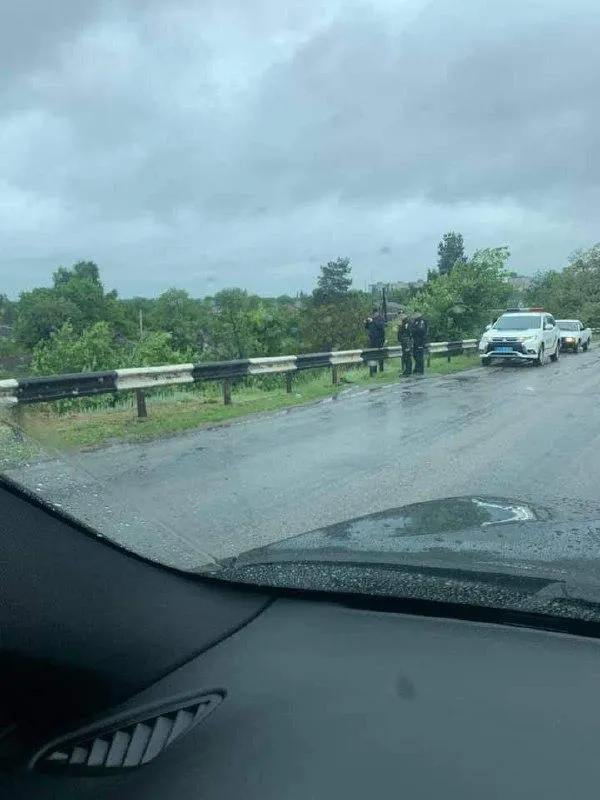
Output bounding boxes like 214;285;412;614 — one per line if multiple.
556;319;592;353
479;309;560;366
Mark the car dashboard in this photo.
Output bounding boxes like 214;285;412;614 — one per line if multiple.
2;477;600;800
8;598;600;800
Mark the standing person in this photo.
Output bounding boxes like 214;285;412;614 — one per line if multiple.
397;313;413;376
365;308;386;377
411;311;428;375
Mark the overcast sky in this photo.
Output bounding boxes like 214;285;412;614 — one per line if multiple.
1;0;599;298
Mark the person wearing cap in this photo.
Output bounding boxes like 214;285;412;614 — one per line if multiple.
411;311;428;375
365;307;386;376
397;312;413;376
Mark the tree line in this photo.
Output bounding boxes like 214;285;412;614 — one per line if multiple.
523;244;600;328
2;234;595;377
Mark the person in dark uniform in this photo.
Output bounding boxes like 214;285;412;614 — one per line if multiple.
365;308;386;376
411;311;428;375
397;313;413;376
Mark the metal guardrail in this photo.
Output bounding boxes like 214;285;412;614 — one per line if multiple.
0;339;478;418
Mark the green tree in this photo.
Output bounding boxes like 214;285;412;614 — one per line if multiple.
14;260;121;349
437;232;465;275
300;291;371;352
301;258;370;351
312;257;353;305
118;297;157;339
15;288;82;349
149;288;202;352
254;304;301;356
524;270;564;314
56;275;108;328
53;260;101;287
409;247;511;341
525;244;600;328
208;289;264;360
562;245;600;327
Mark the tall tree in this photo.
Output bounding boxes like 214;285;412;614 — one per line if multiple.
150;288;202;352
53;260;101;287
209;289;264;360
15;288;82;349
303;257;370;351
437;232;465;275
300;291;371;352
525;243;600;327
409;247;511;341
56;275;108;328
312;257;352;305
14;260;121;349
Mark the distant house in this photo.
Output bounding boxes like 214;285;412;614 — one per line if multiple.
370;280;425;296
370;281;411;293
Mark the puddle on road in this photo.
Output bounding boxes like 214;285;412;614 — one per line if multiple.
399;391;427;406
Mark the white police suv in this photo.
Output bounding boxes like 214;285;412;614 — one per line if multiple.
479;308;560;366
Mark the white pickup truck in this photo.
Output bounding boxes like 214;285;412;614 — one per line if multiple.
479;308;560;366
556;319;592;353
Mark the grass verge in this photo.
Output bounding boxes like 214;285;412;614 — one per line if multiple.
1;354;479;455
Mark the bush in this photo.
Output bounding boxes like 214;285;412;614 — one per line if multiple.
31;323;196;413
32;322;118;376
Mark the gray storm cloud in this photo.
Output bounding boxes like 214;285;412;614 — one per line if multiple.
1;0;599;296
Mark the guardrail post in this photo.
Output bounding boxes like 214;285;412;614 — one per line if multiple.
223;380;232;406
332;365;339;386
447;350;451;363
9;404;25;442
135;389;147;420
285;373;293;394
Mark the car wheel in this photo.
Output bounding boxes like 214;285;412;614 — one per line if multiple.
583;340;589;352
550;342;559;362
574;343;579;353
534;345;545;366
481;358;490;367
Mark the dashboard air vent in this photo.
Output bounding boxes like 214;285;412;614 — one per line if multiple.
31;691;224;774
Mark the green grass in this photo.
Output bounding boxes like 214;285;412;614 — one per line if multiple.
1;354;479;455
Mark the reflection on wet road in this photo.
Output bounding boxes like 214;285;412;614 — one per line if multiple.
7;348;600;569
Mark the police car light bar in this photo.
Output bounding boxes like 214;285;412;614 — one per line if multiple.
504;307;544;313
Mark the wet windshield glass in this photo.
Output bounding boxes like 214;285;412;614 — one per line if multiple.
2;1;600;620
557;321;579;330
493;315;541;331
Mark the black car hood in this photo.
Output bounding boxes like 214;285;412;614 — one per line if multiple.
214;496;600;597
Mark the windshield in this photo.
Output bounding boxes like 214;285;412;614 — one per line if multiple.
492;315;541;331
2;1;600;624
557;321;579;330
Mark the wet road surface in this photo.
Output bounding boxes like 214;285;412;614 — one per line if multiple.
6;348;600;569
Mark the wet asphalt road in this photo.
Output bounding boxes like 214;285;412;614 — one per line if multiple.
7;348;600;569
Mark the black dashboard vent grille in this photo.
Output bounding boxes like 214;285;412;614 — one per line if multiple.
32;691;224;774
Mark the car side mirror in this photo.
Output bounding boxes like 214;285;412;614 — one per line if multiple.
544;324;554;330
484;324;492;331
